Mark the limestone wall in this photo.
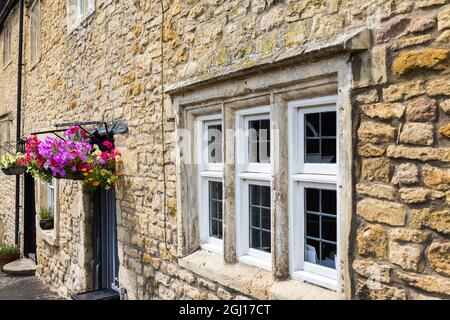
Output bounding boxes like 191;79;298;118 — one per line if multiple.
0;0;447;300
0;6;21;246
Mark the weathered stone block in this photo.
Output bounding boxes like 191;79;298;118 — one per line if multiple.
389;241;423;271
357;199;406;226
358;122;396;144
383;80;425;102
441;99;450;114
357;224;388;259
387;145;450;162
259;5;285;32
355;279;406;300
355;90;379;104
356;183;396;201
427;242;450;277
358;144;386;158
392;163;419;185
411;208;450;235
391;35;433;51
393;49;449;76
361;103;405;120
361;158;392;183
395;271;450;296
439;123;450;138
389;228;431;244
352;259;391;283
426;77;450;96
423;165;450;191
438;6;450;30
437;30;450;43
399;123;434;146
405;97;437;122
400;188;430;204
416;0;449;9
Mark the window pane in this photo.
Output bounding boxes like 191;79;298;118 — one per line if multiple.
321;112;336;137
207;124;222;164
248;119;270;164
322;216;337;242
304;111;336;164
305;188;320;212
306;213;320;238
304;187;337;269
208;181;223;239
322;190;337;215
261;231;271;253
321;242;337;269
305;113;319;137
261;208;271;230
249;184;271;253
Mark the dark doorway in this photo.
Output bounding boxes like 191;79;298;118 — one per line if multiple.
23;173;36;261
93;188;119;291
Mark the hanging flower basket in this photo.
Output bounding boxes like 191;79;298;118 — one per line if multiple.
0;153;26;176
1;167;26;175
24;126;123;190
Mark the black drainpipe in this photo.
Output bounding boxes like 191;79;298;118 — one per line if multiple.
15;0;24;246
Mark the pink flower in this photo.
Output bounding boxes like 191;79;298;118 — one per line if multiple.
103;140;113;150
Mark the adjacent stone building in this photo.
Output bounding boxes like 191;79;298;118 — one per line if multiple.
0;0;449;300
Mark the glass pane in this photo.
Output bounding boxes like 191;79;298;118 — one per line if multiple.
207;124;222;164
250;185;261;206
261;208;271;230
321;139;336;163
305;114;320;137
321;242;337;269
208;181;223;239
321;112;336;137
250;206;260;228
306;213;320;238
321;216;337;242
250;228;260;250
305;188;320;212
261;186;270;207
304;111;337;164
261;231;271;253
305;139;320;163
305;239;320;264
248;119;270;164
322;190;337;215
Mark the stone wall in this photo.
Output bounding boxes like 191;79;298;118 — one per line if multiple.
0;6;21;246
0;0;448;300
353;2;450;299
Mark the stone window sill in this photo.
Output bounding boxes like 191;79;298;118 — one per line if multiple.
179;250;340;300
36;217;59;247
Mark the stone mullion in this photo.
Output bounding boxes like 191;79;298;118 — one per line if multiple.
271;93;289;280
222;102;237;264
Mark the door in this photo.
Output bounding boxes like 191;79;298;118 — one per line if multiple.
93;188;120;291
23;173;36;261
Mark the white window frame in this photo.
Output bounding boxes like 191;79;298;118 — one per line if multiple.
288;95;340;291
196;114;223;255
47;178;56;217
2;15;12;67
29;0;41;68
236;106;272;271
67;0;95;33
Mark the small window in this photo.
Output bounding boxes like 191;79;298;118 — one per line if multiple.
197;115;223;254
29;0;41;67
67;0;95;32
236;106;272;271
249;184;271;253
208;181;223;240
248;119;270;164
304;188;337;269
289;96;339;291
2;16;12;66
